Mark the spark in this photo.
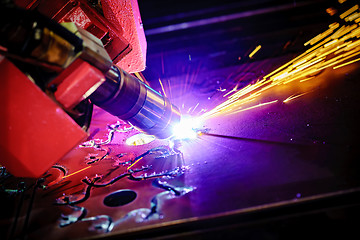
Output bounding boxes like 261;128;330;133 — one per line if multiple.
187;106;193;114
326;7;338;17
127;157;143;170
62;166;92;179
158;78;167;97
345;12;360;22
199;108;207;114
217;87;227;92
223;85;238;97
299;76;315;82
231;100;278;114
340;5;358;19
283;91;312;103
333;57;360;69
249;45;262;58
190;102;200;114
198;6;360;120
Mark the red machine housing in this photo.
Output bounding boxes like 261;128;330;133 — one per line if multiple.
0;58;88;177
0;0;147;177
13;0;146;73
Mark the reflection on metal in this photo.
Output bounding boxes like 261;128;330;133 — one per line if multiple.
85;147;111;165
42;166;67;187
126;133;156;146
59;206;114;233
54;131;193;233
59;206;87;227
56;164;192;233
83;167;149;188
111;178;195;227
85;215;114;233
80;121;134;148
55;175;102;206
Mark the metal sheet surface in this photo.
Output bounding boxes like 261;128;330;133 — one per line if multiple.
2;1;360;239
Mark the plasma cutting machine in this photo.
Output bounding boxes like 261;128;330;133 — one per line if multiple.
0;0;180;178
2;1;360;239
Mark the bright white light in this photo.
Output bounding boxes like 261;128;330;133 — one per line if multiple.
172;116;201;139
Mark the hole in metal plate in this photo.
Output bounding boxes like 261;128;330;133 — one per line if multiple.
103;190;137;207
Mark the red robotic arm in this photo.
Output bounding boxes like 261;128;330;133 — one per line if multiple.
0;1;180;178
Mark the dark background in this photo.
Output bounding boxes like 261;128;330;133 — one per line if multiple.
138;0;337;80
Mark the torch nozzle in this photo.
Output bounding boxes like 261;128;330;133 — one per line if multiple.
90;65;181;139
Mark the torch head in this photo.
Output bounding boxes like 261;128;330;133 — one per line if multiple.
90;66;181;139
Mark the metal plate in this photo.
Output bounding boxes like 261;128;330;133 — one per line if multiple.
2;1;360;239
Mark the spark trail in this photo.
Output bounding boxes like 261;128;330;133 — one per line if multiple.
199;4;360;120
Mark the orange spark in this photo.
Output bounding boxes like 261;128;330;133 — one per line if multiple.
340;5;359;19
283;91;312;103
333;57;360;69
127;157;143;170
249;45;262;58
62;166;92;179
198;5;360;120
230;100;278;114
